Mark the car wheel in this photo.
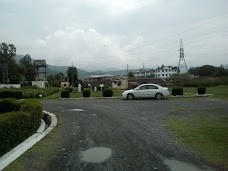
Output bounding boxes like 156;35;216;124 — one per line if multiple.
127;93;135;100
155;93;163;100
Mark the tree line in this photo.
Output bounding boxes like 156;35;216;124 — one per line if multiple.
0;42;78;86
188;65;228;77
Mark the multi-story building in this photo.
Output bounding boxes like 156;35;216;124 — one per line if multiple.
154;65;178;78
133;65;178;78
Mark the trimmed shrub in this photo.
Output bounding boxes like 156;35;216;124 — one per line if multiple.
61;90;70;98
20;100;43;132
103;88;113;97
198;86;206;95
0;91;22;99
82;89;90;97
0;98;20;114
172;87;183;96
66;87;73;93
0;111;32;156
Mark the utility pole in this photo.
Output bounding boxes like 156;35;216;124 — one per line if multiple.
178;39;188;73
127;64;128;75
71;62;74;86
2;64;8;84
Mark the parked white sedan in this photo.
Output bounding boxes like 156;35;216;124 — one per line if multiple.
122;83;169;100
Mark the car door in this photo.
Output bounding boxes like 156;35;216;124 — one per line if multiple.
135;85;148;98
147;85;159;97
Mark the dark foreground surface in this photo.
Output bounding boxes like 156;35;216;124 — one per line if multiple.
38;98;228;171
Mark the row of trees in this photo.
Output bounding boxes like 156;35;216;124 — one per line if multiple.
188;65;228;77
0;42;78;86
0;43;35;84
47;67;78;87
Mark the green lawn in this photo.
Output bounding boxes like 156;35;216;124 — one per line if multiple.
165;115;228;169
169;86;228;99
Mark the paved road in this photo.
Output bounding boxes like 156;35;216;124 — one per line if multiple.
41;98;228;171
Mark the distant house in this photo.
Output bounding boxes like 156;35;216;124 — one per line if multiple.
83;75;128;89
133;69;155;78
61;81;70;88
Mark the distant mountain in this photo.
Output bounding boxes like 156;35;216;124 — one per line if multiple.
15;54;138;79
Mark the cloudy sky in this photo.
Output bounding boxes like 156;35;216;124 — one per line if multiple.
0;0;227;71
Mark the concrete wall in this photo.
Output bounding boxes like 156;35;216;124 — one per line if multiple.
0;84;21;88
32;81;47;88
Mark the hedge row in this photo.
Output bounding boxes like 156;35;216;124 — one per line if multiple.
0;99;43;156
0;91;22;99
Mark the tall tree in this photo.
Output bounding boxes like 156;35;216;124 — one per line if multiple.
127;71;134;78
19;54;35;81
67;67;78;86
0;42;20;83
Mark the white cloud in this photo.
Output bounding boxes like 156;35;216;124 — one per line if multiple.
34;26;145;71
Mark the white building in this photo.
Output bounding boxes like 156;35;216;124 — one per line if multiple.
133;65;178;78
154;65;178;78
133;69;154;77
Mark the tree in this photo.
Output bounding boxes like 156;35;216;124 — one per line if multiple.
128;71;134;78
67;67;78;86
19;54;35;81
0;42;20;83
47;72;65;87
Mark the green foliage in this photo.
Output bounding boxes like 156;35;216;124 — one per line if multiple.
172;87;183;96
20;99;43;132
189;65;228;77
0;42;21;84
47;72;65;87
181;77;228;87
61;90;70;98
67;87;73;93
103;88;113;97
197;87;206;95
67;67;78;86
0;98;20;114
128;71;134;78
19;54;35;81
0;112;32;156
0;99;43;156
0;90;22;99
21;88;60;98
82;89;90;97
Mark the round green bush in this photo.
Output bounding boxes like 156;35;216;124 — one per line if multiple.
172;87;183;96
61;90;70;98
103;88;113;97
0;98;20;114
197;86;206;95
82;89;90;97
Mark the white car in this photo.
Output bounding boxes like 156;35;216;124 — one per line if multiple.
122;83;169;100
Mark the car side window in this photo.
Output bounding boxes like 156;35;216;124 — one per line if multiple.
139;85;147;90
147;85;158;89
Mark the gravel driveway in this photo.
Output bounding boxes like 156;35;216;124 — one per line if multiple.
40;98;228;171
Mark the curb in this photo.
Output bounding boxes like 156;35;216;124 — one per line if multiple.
0;110;57;171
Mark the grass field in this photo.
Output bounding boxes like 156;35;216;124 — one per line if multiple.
170;86;228;99
165;110;228;170
45;86;228;99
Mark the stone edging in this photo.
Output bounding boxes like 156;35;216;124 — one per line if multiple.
0;111;57;171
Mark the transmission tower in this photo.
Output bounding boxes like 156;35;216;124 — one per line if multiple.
178;39;188;73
